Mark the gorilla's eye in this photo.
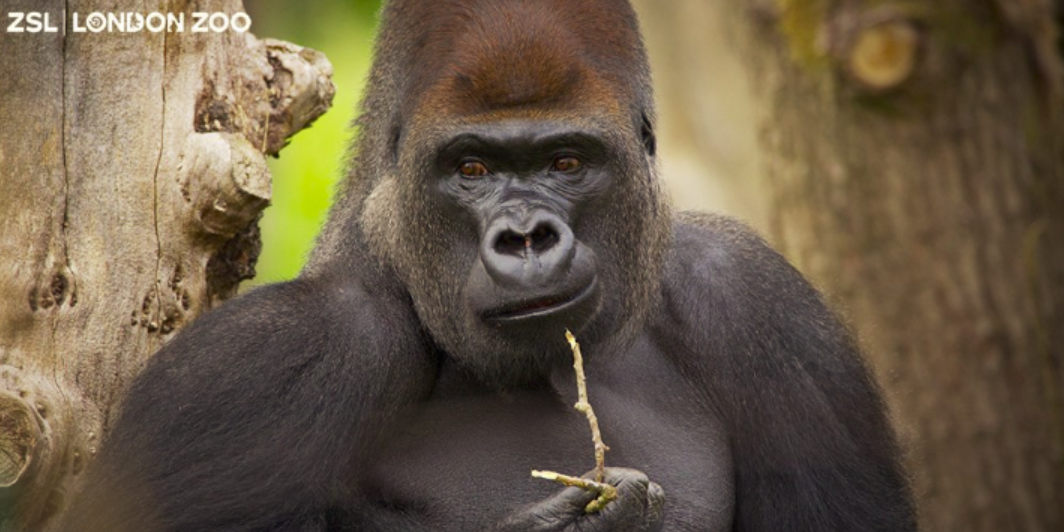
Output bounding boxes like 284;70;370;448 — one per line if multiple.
459;160;490;178
552;156;582;173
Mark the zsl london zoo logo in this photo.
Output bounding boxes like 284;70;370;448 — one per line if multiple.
6;11;251;34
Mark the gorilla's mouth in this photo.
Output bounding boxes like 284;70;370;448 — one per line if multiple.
482;277;598;324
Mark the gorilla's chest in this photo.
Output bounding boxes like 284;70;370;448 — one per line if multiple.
363;351;734;531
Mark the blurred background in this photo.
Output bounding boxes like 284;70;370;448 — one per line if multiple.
245;2;1064;532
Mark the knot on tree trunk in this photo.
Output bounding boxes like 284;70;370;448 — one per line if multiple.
0;391;38;489
844;17;919;91
0;363;81;528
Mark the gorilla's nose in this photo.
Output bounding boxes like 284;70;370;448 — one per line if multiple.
481;212;576;288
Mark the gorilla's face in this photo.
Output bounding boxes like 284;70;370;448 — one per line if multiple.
363;111;666;387
443;120;608;332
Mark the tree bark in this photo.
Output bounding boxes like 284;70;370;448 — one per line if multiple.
733;0;1064;530
0;2;334;530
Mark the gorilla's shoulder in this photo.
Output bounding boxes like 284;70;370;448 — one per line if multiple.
665;211;780;280
187;277;370;334
657;211;814;338
145;276;389;375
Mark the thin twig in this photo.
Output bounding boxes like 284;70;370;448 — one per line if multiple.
530;330;616;513
565;329;610;483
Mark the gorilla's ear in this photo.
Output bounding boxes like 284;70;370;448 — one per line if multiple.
640;112;656;157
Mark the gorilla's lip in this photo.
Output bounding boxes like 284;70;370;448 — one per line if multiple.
482;277;598;324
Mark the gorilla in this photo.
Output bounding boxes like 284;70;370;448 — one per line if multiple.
60;1;916;531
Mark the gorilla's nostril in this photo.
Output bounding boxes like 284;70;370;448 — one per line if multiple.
528;224;559;253
494;230;528;257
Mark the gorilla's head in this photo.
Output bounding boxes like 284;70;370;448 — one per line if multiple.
309;0;670;386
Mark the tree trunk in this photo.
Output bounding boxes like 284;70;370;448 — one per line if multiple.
733;0;1064;530
0;2;334;530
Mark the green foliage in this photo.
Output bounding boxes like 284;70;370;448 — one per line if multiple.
246;1;382;284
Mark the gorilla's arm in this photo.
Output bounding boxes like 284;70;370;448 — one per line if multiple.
59;274;435;532
662;213;917;532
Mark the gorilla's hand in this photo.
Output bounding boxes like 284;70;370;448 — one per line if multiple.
492;468;665;532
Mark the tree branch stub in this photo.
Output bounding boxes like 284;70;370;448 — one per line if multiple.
261;39;336;155
844;17;920;92
181;132;272;239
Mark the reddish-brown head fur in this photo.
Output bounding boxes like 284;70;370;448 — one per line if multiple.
380;0;650;121
445;2;586;112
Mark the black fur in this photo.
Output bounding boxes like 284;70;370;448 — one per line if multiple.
58;1;916;531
